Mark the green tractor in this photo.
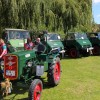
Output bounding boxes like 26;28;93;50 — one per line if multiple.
32;32;65;58
3;36;61;99
63;32;93;58
2;28;30;52
87;32;100;55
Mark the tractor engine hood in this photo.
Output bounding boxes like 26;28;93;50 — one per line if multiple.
4;50;36;80
76;39;92;47
47;40;64;50
10;50;36;60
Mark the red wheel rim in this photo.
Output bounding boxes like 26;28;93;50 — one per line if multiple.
33;83;42;100
70;49;77;57
54;62;60;81
93;46;99;55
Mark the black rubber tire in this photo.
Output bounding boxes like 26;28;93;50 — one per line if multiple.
92;46;100;55
69;48;80;58
47;57;61;86
28;79;43;100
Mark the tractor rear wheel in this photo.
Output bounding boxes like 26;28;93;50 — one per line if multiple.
92;46;100;55
47;57;61;86
28;79;43;100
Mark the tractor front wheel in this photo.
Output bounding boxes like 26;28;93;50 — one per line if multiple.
69;48;80;58
47;57;61;86
28;79;43;100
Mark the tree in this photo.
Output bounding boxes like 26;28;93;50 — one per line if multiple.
0;0;93;34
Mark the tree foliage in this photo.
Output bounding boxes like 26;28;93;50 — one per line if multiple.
0;0;92;33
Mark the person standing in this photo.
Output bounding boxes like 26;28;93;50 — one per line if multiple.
0;38;7;81
0;39;7;59
36;38;41;45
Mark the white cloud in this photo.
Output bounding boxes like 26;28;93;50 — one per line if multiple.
93;0;100;3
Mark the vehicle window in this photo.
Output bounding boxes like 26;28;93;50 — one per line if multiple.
47;34;61;40
8;30;30;39
75;33;88;39
89;33;96;37
22;31;30;39
9;31;16;39
89;33;98;38
98;33;100;39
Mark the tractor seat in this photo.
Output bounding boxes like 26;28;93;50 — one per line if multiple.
37;43;46;54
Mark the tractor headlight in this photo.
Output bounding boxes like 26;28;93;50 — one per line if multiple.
27;61;33;67
50;48;59;54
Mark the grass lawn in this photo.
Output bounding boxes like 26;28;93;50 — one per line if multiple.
1;56;100;100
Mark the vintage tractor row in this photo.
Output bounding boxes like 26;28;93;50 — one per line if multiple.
1;28;100;99
2;28;100;58
2;29;100;59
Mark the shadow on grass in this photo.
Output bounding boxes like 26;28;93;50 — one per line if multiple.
42;78;60;90
0;79;55;100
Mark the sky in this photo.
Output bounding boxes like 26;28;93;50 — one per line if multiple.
92;0;100;24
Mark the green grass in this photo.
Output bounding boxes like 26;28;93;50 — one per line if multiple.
1;56;100;100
